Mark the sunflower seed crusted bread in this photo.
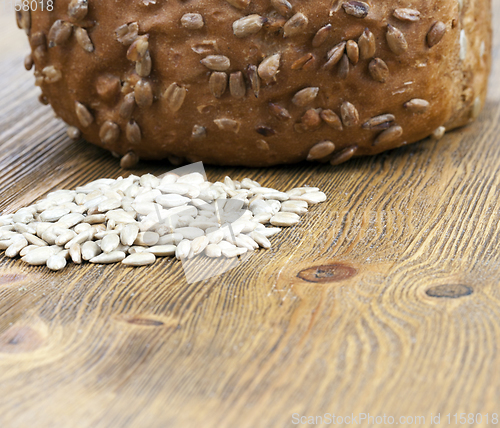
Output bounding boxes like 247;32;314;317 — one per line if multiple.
20;0;491;167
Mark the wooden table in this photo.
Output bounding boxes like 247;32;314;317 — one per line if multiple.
1;6;499;428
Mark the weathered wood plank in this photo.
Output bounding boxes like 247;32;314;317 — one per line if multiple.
0;5;500;428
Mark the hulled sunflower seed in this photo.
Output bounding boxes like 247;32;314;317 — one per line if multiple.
65;230;94;249
89;251;126;264
270;212;300;227
74;223;92;234
127;35;149;61
459;30;467;60
164;83;187;112
346;40;359;64
358;28;376;60
431;126;446;140
235;234;258;251
374;125;403;146
291;192;327;204
75;27;94;52
214;118;240;133
68;0;88;21
134;79;153;108
386;24;408;55
251;231;271;249
192;125;207;140
0;239;15;250
271;0;293;17
156;194;190;208
40;208;70;222
369;58;389;83
330;145;358;166
312;24;332;48
126;121;142;144
283;13;308;38
340;101;359;127
292;87;319;107
83;214;106;225
98;199;121;213
318;110;342;131
48;20;73;47
181;13;204;30
264;12;287;33
122;252;156;266
22;246;60;266
404;98;430;113
280;200;308;215
119;93;135;119
75;101;93;127
47;254;67;271
96;74;122;101
24;53;33;70
247;65;260;97
229;72;246;98
82;241;101;260
120;151;139;169
232;14;264;38
269;103;292;121
55;230;76;246
291;53;315;70
324;41;346;70
120;223;139;246
226;0;251;9
6;237;28;258
145;245;175;256
116;22;139;45
201;55;230;71
99;121;120;145
223;247;248;258
67;126;81;140
209;72;228;98
471;96;482;119
307;141;336;161
136;52;152;77
338;54;350;79
31;31;46;48
205;243;222;258
393;8;421;22
158;233;183;246
134;232;160;246
23;232;48;247
175;239;191;260
16;9;30;34
19;245;37;257
42;66;62;84
258;53;281;82
101;233;120;253
300;109;322;131
427;21;446;48
362;114;395;130
342;1;369;18
69;243;82;264
190;235;210;257
13;211;33;224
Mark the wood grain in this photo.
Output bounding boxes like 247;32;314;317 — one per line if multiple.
1;5;500;428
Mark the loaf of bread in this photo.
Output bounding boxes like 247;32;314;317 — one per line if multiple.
19;0;492;167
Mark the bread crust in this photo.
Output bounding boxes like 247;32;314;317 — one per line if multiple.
24;0;492;166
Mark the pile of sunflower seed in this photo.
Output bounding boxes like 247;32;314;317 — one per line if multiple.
0;173;326;271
